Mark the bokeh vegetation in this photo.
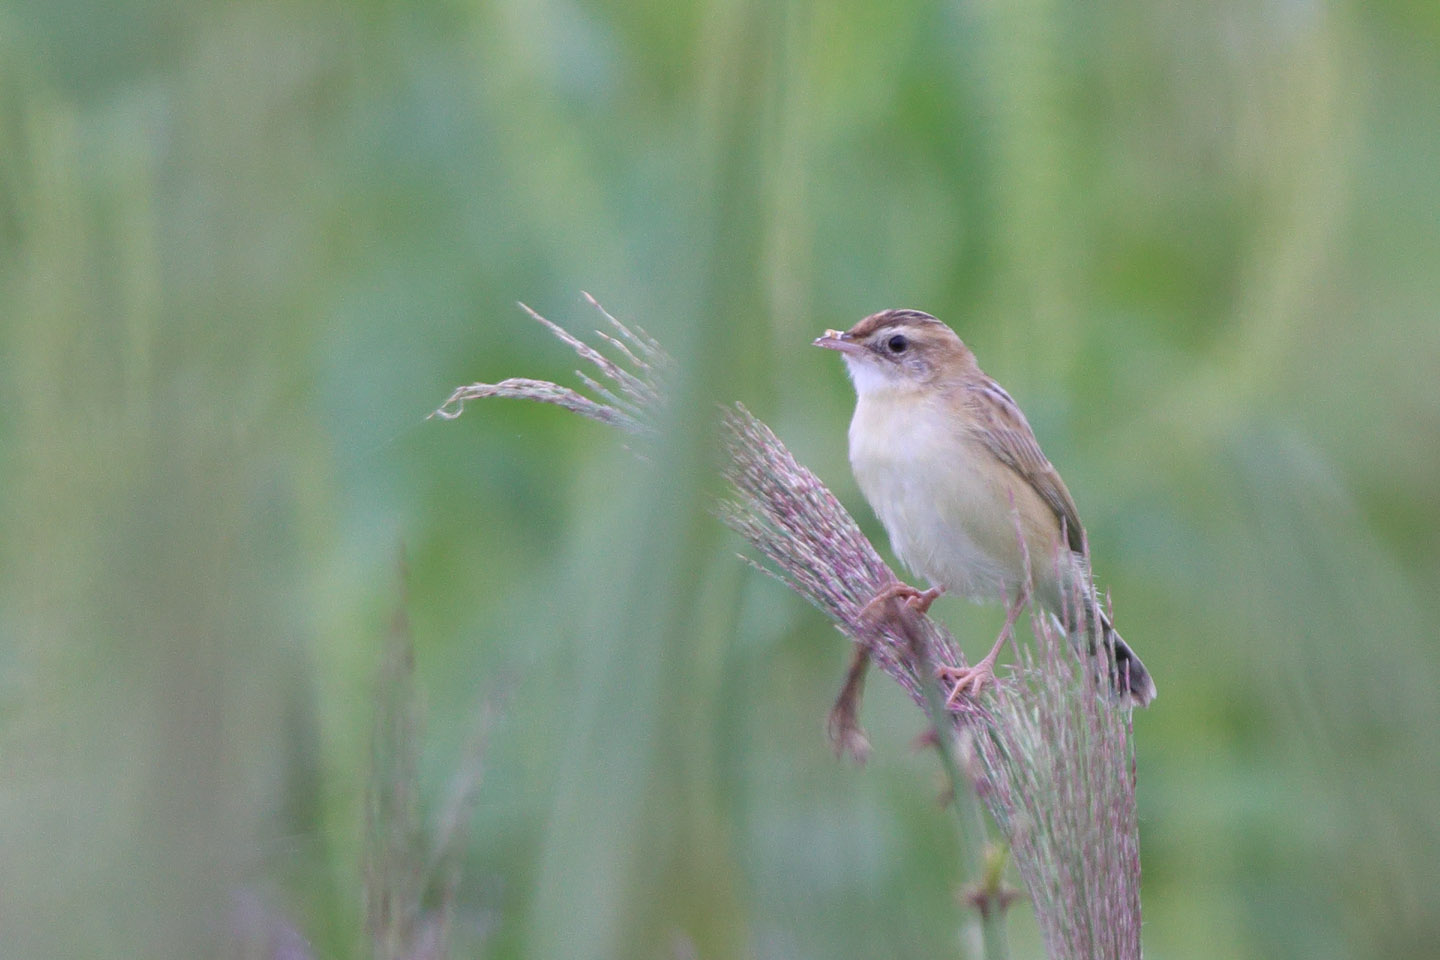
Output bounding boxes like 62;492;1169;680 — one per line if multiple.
2;1;1438;958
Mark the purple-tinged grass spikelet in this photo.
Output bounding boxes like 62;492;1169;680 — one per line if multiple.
717;404;986;724
718;402;1143;958
970;607;1144;960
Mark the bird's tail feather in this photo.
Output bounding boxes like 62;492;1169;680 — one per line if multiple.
1049;605;1157;708
1098;610;1156;708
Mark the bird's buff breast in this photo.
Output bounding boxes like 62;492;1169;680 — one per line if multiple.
849;393;1043;602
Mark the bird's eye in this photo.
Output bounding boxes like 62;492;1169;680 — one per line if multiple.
886;334;909;354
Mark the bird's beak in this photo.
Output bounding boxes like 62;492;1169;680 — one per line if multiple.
813;329;862;355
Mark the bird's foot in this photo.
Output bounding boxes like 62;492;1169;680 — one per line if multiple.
859;581;942;621
936;589;1027;707
937;655;999;708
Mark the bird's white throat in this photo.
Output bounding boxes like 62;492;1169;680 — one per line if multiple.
842;355;912;399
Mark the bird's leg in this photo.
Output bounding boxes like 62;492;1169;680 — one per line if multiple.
859;581;943;620
937;587;1029;706
826;644;872;763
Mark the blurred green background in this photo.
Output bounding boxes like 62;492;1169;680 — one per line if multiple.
2;0;1438;958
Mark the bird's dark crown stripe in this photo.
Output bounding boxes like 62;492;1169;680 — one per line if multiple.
847;309;942;340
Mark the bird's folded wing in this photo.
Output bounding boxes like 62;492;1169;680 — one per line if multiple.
958;377;1087;555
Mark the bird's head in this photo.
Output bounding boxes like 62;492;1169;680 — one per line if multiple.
813;309;974;397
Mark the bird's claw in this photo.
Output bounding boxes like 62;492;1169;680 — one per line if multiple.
937;659;998;708
859;581;942;621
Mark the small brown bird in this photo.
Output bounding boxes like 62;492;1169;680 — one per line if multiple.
815;309;1155;707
